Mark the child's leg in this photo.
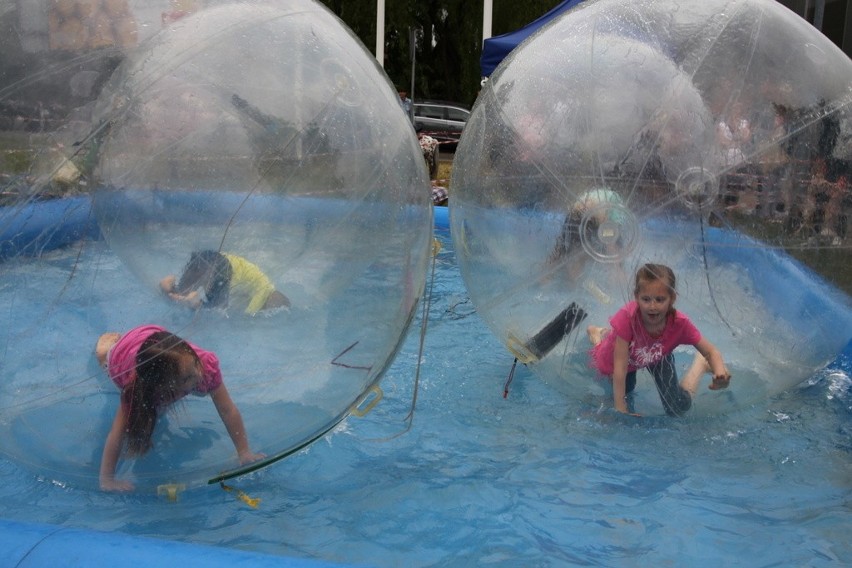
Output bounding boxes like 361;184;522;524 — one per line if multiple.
680;353;711;396
625;371;637;394
605;371;637;412
263;290;290;310
587;325;607;346
623;370;638;413
95;332;121;369
649;354;692;416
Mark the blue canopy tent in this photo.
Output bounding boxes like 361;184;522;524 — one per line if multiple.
480;0;587;77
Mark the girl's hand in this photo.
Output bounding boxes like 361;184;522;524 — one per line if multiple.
615;408;642;418
169;290;202;309
100;477;135;492
709;372;731;390
238;450;266;465
160;275;177;294
614;403;641;417
161;275;202;309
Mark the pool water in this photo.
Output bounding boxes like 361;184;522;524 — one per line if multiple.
0;227;850;566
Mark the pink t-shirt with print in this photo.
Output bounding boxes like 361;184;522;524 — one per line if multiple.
590;301;702;376
107;324;223;395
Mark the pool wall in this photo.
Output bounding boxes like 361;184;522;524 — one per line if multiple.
0;196;100;260
0;518;351;567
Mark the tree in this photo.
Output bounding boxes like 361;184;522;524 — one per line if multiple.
318;0;564;105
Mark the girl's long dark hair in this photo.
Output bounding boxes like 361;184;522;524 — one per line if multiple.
176;250;232;308
122;331;199;457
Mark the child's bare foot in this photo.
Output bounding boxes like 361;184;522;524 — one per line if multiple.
160;275;177;294
263;290;290;310
587;325;606;346
95;332;121;368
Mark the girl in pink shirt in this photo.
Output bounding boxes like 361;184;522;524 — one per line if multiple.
587;264;731;416
95;325;264;491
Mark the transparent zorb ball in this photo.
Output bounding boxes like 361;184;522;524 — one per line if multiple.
0;0;432;491
451;0;852;415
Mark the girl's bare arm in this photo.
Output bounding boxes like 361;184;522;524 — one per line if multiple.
211;384;265;463
612;336;631;413
99;406;133;492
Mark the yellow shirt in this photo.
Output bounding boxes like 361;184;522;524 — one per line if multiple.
224;254;276;315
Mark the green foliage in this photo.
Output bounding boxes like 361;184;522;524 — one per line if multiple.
317;0;564;105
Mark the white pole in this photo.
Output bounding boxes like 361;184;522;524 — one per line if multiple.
376;0;385;66
409;28;416;120
482;0;493;44
814;0;825;31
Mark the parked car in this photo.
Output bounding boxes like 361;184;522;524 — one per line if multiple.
413;100;470;149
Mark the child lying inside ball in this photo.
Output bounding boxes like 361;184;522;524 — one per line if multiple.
160;250;290;315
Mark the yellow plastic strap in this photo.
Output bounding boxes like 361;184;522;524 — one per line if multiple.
220;482;261;508
156;483;186;502
583;279;611;304
431;237;442;256
351;385;383;417
505;333;537;365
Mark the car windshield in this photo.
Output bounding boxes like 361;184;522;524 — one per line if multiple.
446;107;468;121
417;105;444;119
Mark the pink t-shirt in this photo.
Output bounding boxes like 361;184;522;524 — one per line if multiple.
590;301;702;376
107;325;223;396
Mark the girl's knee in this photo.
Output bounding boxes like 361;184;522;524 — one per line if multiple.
664;389;692;417
652;357;691;416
